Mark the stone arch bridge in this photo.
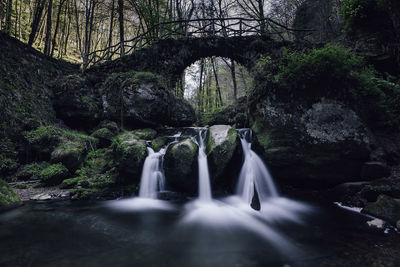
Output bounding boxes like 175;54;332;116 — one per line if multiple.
87;36;300;88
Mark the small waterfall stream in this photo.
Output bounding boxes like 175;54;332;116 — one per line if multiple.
138;147;167;199
236;129;278;204
196;128;212;202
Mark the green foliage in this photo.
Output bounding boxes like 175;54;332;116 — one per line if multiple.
0;179;21;210
39;163;69;186
25;126;98;157
66;149;118;199
0;136;19;178
132;128;157;140
271;45;400;127
16;162;50;180
340;0;390;32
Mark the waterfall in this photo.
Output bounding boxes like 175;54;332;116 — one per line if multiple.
138;147;167;199
196;128;212;202
236;129;278;204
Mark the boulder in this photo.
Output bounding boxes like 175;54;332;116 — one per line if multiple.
91;128;115;148
362;194;400;224
30;193;52;201
252;99;373;187
206;125;239;182
0;179;22;211
164;138;198;193
101;71;195;128
51;142;85;172
112;132;147;182
360;162;390;181
54;74;102;129
39;163;69;186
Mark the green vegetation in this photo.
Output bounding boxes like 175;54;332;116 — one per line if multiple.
274;45;400;127
67;149;117;200
132;129;157;140
340;0;389;31
0;179;21;210
16;162;50;180
39;163;69;185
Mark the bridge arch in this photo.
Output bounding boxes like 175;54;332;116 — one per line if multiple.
89;36;296;89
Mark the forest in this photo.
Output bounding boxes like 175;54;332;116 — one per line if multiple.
1;0;400;266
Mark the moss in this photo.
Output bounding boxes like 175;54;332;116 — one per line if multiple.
132;128;157;140
98;120;119;134
0;136;20;178
39;163;69;186
91;128;114;140
66;148;119;199
111;132;147;178
151;136;168;152
16;162;50;180
15;184;28;189
26;126;97;154
0;179;21;211
60;177;81;189
252;120;272;149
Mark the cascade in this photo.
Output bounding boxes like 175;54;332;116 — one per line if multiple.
236;129;278;205
138;147;167;199
192;128;212;202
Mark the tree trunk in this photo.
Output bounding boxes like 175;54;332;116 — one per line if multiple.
51;0;65;57
198;59;204;113
230;59;238;101
211;57;223;107
43;0;53;55
28;0;45;46
117;0;124;57
5;0;13;34
107;0;115;59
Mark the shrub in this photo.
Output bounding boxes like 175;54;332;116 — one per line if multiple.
39;163;69;186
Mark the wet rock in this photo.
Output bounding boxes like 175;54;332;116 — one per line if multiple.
206;125;239;182
361;162;390;181
101;72;195;128
0;179;22;211
252;99;372;187
366;218;385;229
397;220;400;230
363;194;400;224
112;132;147;182
164;138;198;193
30;193;52;201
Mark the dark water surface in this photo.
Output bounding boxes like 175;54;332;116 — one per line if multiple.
0;199;399;267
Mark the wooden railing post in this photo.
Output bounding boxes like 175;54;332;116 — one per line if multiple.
240;19;242;37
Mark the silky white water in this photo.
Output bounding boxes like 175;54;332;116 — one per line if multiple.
196;128;212;202
138;147;167;199
236;129;278;204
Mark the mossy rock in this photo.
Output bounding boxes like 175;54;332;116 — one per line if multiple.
39;163;69;186
132;128;157;140
60;177;81;189
98;120;119;134
112;132;147;182
363;194;400;224
206;125;238;181
16;162;50;180
151;136;169;152
91;128;115;148
0;179;22;211
26;126;98;170
164;138;198;193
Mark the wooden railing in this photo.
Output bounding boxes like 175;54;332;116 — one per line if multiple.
86;17;312;69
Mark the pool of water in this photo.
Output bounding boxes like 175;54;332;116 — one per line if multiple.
0;199;399;267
